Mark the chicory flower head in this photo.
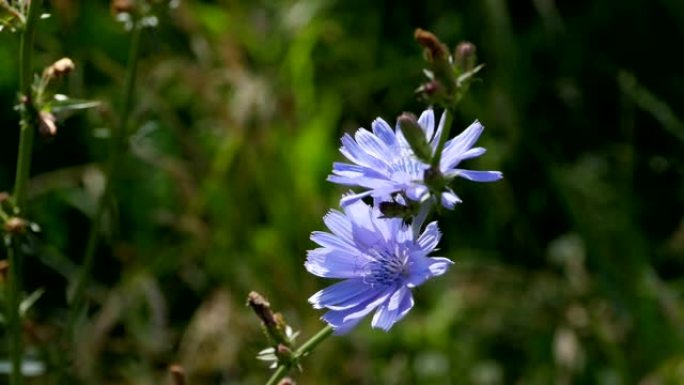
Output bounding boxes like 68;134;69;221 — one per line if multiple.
328;109;502;209
305;199;452;334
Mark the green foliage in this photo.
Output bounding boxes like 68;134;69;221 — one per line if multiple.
0;0;683;384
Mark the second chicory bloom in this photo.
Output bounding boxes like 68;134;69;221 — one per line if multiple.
328;109;502;209
305;200;452;334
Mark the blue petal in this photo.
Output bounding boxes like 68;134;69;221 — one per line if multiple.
331;162;387;179
371;286;414;331
308;278;369;310
340;190;372;207
305;248;368;278
440;190;462;209
355;129;392;161
440;121;484;167
406;255;453;288
323;210;353;244
340;134;386;170
405;185;429;201
417;109;435;140
371;118;398;147
430;111;446;149
454;169;503;182
322;286;395;335
310;231;358;254
417;221;441;253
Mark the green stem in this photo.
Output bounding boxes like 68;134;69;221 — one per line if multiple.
7;2;44;385
68;22;143;330
13;0;43;209
265;325;334;385
7;242;23;385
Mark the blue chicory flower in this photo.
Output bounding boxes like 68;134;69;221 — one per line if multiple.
305;199;452;334
328;109;502;209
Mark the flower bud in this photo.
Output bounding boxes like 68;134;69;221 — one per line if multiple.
278;378;295;385
397;112;432;163
46;57;75;78
454;41;477;73
0;192;10;204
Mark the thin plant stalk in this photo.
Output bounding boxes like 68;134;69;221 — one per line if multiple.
68;22;143;332
13;0;43;209
265;325;334;385
7;2;44;385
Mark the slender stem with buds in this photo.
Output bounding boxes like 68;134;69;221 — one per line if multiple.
7;2;44;385
68;21;143;333
265;325;334;385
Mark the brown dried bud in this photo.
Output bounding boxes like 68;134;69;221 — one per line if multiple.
39;111;57;138
111;0;135;14
4;217;28;235
169;364;186;385
247;291;277;329
0;192;10;204
414;28;449;62
278;378;296;385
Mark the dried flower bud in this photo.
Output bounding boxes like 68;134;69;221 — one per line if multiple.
111;0;135;14
47;57;75;77
39;111;57;138
278;378;295;385
397;112;432;163
4;217;28;235
455;41;477;72
169;364;186;385
247;291;277;329
414;28;449;62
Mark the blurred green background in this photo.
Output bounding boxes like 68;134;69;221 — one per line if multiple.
1;0;683;384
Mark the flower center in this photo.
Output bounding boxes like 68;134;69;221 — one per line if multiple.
363;246;408;287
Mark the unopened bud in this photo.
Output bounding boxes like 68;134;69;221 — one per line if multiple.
169;364;186;385
454;41;477;72
414;28;449;62
47;57;75;77
111;0;135;14
276;344;294;361
278;378;295;385
4;217;28;235
39;111;57;138
397;112;432;163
